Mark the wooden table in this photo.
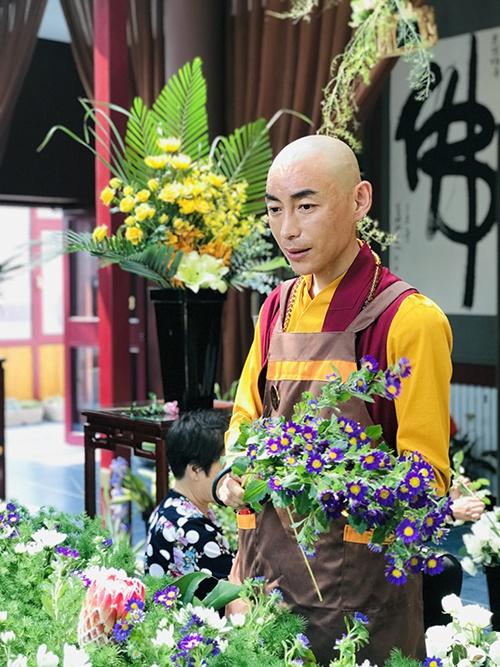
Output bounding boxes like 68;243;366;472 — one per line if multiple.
82;407;175;518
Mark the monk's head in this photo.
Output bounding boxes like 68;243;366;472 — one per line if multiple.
265;135;372;293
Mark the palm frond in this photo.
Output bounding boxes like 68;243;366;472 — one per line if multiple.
124;97;161;185
151;58;209;159
211;119;273;216
63;230;182;287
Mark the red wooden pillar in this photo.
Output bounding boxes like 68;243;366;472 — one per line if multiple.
94;0;131;468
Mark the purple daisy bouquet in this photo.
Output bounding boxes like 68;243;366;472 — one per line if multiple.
231;357;451;598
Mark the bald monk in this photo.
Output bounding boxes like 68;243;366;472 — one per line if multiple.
216;135;452;665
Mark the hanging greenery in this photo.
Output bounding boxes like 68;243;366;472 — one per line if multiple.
270;0;437;152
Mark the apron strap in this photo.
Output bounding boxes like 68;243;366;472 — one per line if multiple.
346;281;416;333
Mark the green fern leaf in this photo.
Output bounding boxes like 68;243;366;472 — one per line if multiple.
124;97;159;184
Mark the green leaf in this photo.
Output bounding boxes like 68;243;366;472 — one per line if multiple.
176;571;211;604
124;96;160;184
365;425;383;440
294;490;311;516
151;57;209;159
211;119;273;216
243;478;269;505
201;580;242;610
232;456;250;477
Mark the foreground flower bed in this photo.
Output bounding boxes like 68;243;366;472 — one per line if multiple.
0;503;309;666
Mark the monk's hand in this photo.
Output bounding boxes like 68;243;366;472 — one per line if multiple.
218;473;245;509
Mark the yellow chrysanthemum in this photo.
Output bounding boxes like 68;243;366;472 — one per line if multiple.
159;214;168;224
157;137;181;153
135;203;156;222
207;173;226;188
170;154;192;170
144;154;170;169
136;189;150;203
119;196;136;213
92;225;108;243
193;198;210;214
178;198;197;215
109;177;122;189
124;215;136;226
125;225;144;245
158;183;182;203
123;185;134;196
100;187;115;206
147;178;159;192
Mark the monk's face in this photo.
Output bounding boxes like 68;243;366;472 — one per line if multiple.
265;155;363;291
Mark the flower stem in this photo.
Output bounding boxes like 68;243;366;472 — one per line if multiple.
286;507;323;602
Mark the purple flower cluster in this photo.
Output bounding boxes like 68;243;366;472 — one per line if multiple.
153;584;179;608
55;545;80;559
0;503;20;537
112;597;146;643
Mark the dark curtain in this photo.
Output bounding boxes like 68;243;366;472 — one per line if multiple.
59;0;165;105
221;0;400;390
0;0;48;163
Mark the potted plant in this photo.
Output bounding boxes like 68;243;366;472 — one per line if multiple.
39;58;297;410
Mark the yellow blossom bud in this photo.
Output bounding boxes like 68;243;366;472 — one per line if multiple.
109;177;122;189
123;185;134;196
170;154;192;170
136;189;150;203
144;154;170;169
119;195;136;213
158;184;181;204
159;214;168;224
100;187;115;206
157;137;182;153
147;178;159;192
124;215;136;226
92;225;108;243
125;225;144;246
135;203;156;222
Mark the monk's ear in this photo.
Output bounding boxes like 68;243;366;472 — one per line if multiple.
353;180;372;221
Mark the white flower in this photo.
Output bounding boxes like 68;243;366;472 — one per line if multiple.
489;639;500;665
358;661;378;667
190;606;227;631
175;251;229;294
13;543;27;554
8;656;27;667
36;645;59;667
31;528;67;549
441;594;463;614
151;625;175;648
457;660;473;667
62;644;90;667
461;557;478;577
454;604;492;629
425;624;455;657
466;645;486;662
229;612;246;627
1;631;16;643
218;639;228;653
0;611;7;622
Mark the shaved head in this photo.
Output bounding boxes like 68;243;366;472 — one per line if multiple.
269;135;361;193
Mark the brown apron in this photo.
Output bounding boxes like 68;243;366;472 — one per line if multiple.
232;281;425;666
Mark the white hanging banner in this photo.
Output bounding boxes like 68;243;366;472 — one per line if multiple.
389;27;500;316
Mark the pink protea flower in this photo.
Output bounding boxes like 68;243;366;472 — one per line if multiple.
77;567;145;646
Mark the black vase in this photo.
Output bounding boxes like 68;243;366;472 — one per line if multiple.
150;288;226;411
485;564;500;631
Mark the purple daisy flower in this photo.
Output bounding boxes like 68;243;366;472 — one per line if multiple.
246;443;258;460
346;480;368;501
102;538;113;548
404;471;427;495
356;430;371;447
360;450;388;470
424;658;443;667
55;546;80;559
306;454;324;473
396;518;420;545
278;434;293;449
113;620;133;642
301;425;317;442
364;508;386;528
324;447;345;463
284;453;300;466
360;355;379;373
354;611;368;624
265;438;284;456
154;584;179;608
397;357;412;378
367;542;383;553
385;563;407;585
405;555;424;573
338;417;361;436
396;482;411;501
125;597;145;612
326;370;341;382
284;421;300;436
268;476;283;492
178;633;203;652
296;633;310;648
374;486;395;507
352;377;368;394
424;554;445;575
384;371;401;399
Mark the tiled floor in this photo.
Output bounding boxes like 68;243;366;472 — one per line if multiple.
4;422;490;610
